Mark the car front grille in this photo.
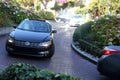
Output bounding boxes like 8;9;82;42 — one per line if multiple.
15;40;39;48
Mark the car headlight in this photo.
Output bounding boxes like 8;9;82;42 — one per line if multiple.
8;37;14;43
39;41;52;47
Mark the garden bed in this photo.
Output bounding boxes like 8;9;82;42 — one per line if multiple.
73;15;120;58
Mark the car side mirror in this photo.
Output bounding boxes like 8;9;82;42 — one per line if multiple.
52;30;57;33
13;25;17;28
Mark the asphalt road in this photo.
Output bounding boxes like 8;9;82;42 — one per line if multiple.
0;21;110;80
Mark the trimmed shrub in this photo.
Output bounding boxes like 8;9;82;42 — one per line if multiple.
0;15;14;27
92;15;120;46
0;63;80;80
73;21;103;57
0;1;40;25
73;21;94;42
45;12;55;20
39;11;55;20
73;15;120;57
79;39;102;57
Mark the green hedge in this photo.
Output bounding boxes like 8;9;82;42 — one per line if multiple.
0;1;55;27
73;15;120;57
39;11;55;20
0;63;79;80
92;15;120;46
0;1;40;26
79;39;102;57
0;16;14;27
73;21;104;57
73;21;94;42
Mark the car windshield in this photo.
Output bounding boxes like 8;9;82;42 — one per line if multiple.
17;20;50;33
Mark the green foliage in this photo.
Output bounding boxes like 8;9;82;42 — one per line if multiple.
92;15;120;46
0;2;14;27
73;21;94;42
73;21;103;57
0;15;14;27
68;0;84;7
0;63;80;80
0;1;40;25
39;11;55;20
76;0;120;18
75;7;90;17
0;63;37;80
51;2;61;11
51;1;74;11
52;0;83;11
11;0;34;8
106;0;120;14
79;39;102;57
0;2;12;26
73;15;120;57
0;1;54;27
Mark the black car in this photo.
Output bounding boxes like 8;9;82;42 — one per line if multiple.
6;19;57;58
97;46;120;79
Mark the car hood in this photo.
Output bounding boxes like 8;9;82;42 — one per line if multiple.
10;29;50;42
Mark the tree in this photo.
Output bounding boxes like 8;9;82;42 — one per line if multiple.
68;0;83;7
76;0;120;19
51;1;61;11
12;0;34;7
38;0;51;11
108;0;120;14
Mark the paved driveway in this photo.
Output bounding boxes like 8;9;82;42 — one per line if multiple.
0;21;109;80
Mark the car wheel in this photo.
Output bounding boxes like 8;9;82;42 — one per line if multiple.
46;44;55;58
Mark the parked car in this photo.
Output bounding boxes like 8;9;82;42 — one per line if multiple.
6;19;57;58
55;13;71;23
69;14;85;27
97;46;120;79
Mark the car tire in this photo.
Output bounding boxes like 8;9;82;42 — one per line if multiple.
46;44;55;58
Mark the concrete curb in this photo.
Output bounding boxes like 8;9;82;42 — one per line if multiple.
71;43;98;64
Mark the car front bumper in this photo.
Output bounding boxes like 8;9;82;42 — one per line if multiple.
6;42;52;57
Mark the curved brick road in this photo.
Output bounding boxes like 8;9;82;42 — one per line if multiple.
0;21;109;80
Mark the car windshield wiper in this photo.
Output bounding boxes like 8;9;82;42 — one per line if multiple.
17;28;34;32
17;28;26;30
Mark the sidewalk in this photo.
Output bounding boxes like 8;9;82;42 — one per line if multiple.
0;27;13;36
